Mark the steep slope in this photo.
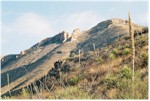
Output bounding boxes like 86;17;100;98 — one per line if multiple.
1;18;145;96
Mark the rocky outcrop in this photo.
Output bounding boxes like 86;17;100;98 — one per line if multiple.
1;54;18;68
71;28;82;42
36;31;69;47
20;50;27;55
91;18;144;33
59;31;69;43
111;18;128;24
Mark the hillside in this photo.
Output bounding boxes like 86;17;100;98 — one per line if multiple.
1;18;148;99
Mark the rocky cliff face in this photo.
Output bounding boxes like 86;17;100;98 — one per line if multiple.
71;28;82;42
1;18;146;96
37;31;69;47
60;31;70;43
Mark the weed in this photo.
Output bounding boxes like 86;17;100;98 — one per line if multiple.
141;52;148;67
68;75;82;86
95;57;103;64
104;74;118;89
112;48;119;55
109;53;116;60
122;48;131;55
20;88;31;99
120;65;132;79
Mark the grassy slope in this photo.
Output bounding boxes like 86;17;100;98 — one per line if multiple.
2;33;148;99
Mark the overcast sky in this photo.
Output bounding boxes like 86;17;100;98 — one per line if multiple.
1;0;149;56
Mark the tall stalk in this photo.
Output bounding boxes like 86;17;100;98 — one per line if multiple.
128;12;135;83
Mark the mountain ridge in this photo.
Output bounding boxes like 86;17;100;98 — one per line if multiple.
1;18;147;96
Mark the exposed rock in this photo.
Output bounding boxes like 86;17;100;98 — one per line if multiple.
60;31;69;43
1;54;18;68
37;31;69;47
111;18;128;24
91;18;144;33
20;51;25;55
71;28;82;42
1;55;18;62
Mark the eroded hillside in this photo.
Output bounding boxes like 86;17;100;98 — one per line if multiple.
1;18;148;99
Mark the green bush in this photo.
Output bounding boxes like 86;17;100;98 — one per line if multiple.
112;48;119;55
105;74;118;89
120;65;132;79
71;53;76;58
68;75;82;86
95;57;103;64
140;35;148;46
105;77;118;89
122;48;131;55
122;43;129;49
141;52;148;67
20;88;31;99
109;53;116;60
117;74;148;99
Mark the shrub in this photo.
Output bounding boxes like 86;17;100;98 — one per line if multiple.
140;35;148;46
71;53;76;58
122;48;131;55
141;52;148;67
68;75;82;86
120;65;132;79
122;43;129;49
104;74;118;89
117;74;148;99
112;48;119;55
20;88;31;99
95;57;103;64
109;53;116;60
105;77;118;89
117;78;133;99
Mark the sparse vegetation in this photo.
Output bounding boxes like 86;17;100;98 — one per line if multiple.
105;75;118;89
120;65;132;79
141;52;148;67
68;75;82;86
112;48;119;55
20;88;31;99
122;48;131;55
48;86;91;99
95;56;103;64
109;53;116;60
1;18;148;99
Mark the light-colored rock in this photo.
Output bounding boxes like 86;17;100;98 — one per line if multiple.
1;58;4;62
60;31;69;43
71;28;82;42
20;51;25;55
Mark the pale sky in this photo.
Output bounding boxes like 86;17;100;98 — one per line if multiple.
1;0;149;56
